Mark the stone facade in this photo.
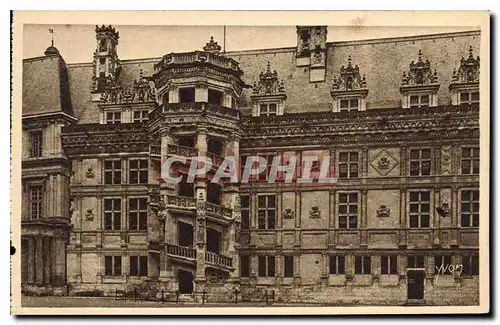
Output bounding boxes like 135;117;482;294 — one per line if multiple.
21;25;480;305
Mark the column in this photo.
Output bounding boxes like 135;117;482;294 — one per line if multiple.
360;190;368;247
43;237;52;285
35;237;44;284
27;237;35;284
195;124;208;291
450;186;459;246
168;88;179;104
399;189;407;247
293;252;300;285
222;93;232;108
195;85;208;103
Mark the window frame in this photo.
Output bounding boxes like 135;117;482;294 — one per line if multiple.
29;185;43;220
459;90;479;105
284;255;294;278
462;254;479;276
338;192;358;229
105;111;122;124
409;190;431;228
133;110;149;123
129;255;148;277
240;255;250;278
380;255;398;275
409;148;431;176
339;98;360;112
128;197;148;231
409;94;430;108
104;159;122;185
329;255;346;275
460;189;479;228
407;255;425;269
354;255;371;275
129;159;148;184
104;255;122;276
338;151;359;179
460;147;480;175
29;130;43;158
259;103;278;116
257;194;276;230
258;255;276;278
434;255;453;275
103;198;122;231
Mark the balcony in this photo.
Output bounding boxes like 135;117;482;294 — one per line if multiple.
165;195;197;213
205;251;234;271
166;244;196;264
155;51;242;76
167;144;198;159
205;201;232;220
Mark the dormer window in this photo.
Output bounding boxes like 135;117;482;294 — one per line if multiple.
251;62;286;116
259;103;278;116
409;94;430;108
400;50;440;109
460;91;480;105
106;111;121;124
331;56;368;112
339;98;359;112
450;46;480;106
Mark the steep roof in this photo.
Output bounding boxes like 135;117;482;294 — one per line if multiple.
22;53;73;117
24;29;481;122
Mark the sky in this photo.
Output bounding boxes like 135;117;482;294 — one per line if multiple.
23;24;476;63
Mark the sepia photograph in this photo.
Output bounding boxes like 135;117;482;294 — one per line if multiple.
10;11;490;315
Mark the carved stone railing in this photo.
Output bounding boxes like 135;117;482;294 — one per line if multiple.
155;51;242;75
205;202;232;220
167;144;198;158
161;102;239;118
150;145;161;156
205;251;233;268
166;195;197;209
207;151;224;167
166;244;196;260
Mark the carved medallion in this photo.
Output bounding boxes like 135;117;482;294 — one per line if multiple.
309;206;321;218
376;205;390;218
85;209;94;221
370;149;399;176
283;208;295;220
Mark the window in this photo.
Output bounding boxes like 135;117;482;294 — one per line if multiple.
104;160;122;185
240;255;250;277
381;256;398;275
338;193;358;229
257;195;276;230
435;255;452;275
258;155;274;181
339;98;359;112
329;255;346;275
133;110;148;123
407;255;425;268
284;256;294;278
179;87;195;103
461;147;479;175
409;94;430;108
106;111;121;124
462;254;479;276
208;89;223;106
30;131;42;157
410;149;431;176
104;256;122;276
339;152;359;179
129;256;148;276
29;186;43;220
409;191;430;228
241;195;250;229
259;103;278;116
129;198;147;231
104;198;121;230
258;256;275;277
355;256;371;275
459;91;479;105
461;190;479;227
129;159;148;184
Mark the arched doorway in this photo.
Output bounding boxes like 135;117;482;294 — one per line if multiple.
178;269;194;294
